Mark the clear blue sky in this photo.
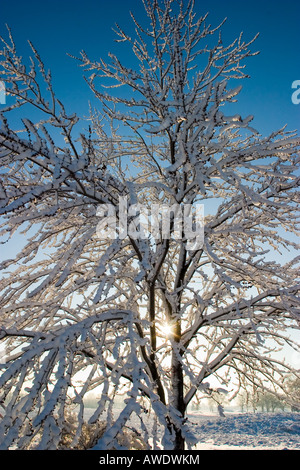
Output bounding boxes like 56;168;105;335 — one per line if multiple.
0;0;299;136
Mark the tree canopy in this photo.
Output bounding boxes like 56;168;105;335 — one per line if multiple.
0;0;299;450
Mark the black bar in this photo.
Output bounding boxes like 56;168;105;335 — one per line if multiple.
0;449;294;466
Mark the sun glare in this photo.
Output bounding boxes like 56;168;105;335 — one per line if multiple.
160;322;173;338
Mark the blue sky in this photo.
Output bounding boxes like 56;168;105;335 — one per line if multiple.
0;0;299;135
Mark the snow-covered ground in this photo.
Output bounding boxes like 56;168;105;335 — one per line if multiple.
84;408;300;450
188;412;300;450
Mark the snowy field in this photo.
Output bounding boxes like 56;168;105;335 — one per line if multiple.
189;412;300;450
84;409;300;450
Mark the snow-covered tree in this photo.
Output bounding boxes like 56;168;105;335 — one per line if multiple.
287;377;300;411
0;0;299;450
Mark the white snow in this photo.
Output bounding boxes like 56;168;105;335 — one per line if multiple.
188;411;300;450
83;407;300;450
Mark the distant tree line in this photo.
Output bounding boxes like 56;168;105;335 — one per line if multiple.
238;377;300;413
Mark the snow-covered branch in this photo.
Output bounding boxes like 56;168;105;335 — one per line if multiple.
0;0;299;451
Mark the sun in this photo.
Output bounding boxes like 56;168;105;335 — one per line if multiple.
160;322;174;338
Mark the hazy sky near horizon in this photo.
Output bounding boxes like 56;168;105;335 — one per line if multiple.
0;0;299;135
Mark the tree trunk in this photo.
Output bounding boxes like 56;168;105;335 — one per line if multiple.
174;427;185;450
171;319;186;450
